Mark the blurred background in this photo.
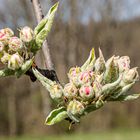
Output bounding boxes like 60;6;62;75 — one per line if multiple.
0;0;140;139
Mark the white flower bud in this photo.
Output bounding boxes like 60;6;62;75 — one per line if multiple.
50;84;63;100
0;28;14;37
67;100;85;115
1;52;11;64
79;84;94;100
68;67;81;86
8;53;23;70
0;41;5;52
63;83;78;98
118;56;130;72
123;68;139;83
20;26;34;42
9;37;23;52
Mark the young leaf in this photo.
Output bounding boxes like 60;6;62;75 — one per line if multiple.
33;2;59;52
45;107;67;125
81;48;96;71
108;94;140;102
0;68;15;77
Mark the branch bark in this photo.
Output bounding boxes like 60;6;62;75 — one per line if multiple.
31;0;53;70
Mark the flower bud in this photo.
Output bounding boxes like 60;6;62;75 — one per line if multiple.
0;32;9;45
8;53;23;70
79;84;94;100
1;52;11;64
68;67;81;86
63;83;78;98
20;26;34;42
0;28;14;37
78;71;95;85
49;84;63;100
0;41;5;52
67;100;85;116
123;68;139;83
118;56;130;72
9;37;23;52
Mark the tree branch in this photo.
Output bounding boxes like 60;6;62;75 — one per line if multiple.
31;0;53;70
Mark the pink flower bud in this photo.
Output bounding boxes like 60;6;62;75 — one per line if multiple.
0;28;14;37
123;68;139;83
63;83;78;98
1;52;11;64
118;56;130;72
79;84;94;100
0;41;5;52
79;71;95;85
68;67;81;86
20;26;33;42
67;100;85;115
9;37;23;52
0;32;9;45
8;52;23;70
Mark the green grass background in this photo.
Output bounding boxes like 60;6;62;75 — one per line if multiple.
1;129;140;140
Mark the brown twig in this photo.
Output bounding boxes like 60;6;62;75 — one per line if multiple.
31;0;53;70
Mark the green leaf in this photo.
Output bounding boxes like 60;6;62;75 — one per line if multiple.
0;68;15;77
108;94;140;101
45;107;67;125
33;2;59;52
15;59;33;78
103;56;119;83
81;48;96;71
32;68;55;87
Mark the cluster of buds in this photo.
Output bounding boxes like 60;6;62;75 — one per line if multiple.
0;27;34;77
33;48;139;126
0;2;59;78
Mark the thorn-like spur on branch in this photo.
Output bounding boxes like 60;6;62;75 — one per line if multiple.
31;0;53;70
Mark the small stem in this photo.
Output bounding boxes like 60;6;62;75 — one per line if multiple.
31;0;53;70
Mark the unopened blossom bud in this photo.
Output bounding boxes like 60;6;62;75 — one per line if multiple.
0;41;5;52
0;28;14;37
0;32;9;45
78;71;94;85
8;53;23;70
1;52;11;64
118;56;130;72
20;26;34;42
67;100;85;116
49;84;63;100
123;68;139;83
9;37;23;52
79;84;94;100
68;67;81;86
63;83;78;98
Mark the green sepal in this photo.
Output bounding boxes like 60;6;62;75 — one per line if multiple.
0;68;15;77
45;107;67;125
81;48;96;71
84;100;104;114
33;2;59;52
15;59;34;78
